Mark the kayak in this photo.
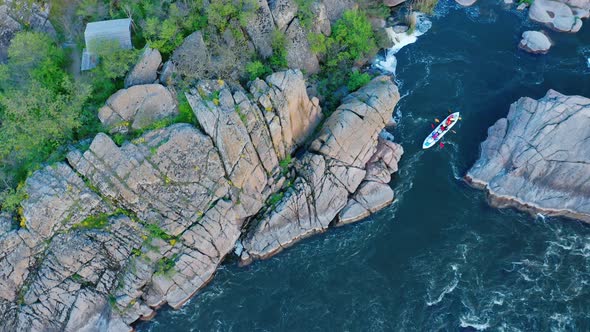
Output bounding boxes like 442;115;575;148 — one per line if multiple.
422;112;460;149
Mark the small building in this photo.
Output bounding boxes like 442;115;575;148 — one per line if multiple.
81;18;132;71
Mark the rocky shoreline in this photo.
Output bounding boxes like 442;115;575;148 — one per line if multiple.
0;70;402;330
466;90;590;222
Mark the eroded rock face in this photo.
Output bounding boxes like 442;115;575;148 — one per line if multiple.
98;84;179;133
529;0;588;33
519;30;552;54
466;90;590;221
0;71;404;330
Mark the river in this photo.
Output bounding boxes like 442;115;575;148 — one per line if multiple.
137;0;590;330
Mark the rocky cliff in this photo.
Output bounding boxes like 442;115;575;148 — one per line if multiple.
466;90;590;222
0;70;402;331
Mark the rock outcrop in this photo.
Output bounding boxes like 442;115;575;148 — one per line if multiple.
98;84;179;133
529;0;589;33
124;47;162;88
0;70;403;330
466;90;590;222
519;30;552;54
240;75;401;261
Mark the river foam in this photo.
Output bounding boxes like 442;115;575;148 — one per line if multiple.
375;12;432;75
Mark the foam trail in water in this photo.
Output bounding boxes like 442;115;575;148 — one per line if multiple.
459;314;490;331
426;264;460;306
375;13;432;75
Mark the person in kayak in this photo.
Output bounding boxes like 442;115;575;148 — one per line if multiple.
446;116;453;126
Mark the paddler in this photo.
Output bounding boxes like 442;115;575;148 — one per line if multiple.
446;115;453;126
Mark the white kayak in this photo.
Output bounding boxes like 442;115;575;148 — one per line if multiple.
422;112;460;149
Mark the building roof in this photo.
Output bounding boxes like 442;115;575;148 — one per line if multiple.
85;18;132;37
84;18;132;52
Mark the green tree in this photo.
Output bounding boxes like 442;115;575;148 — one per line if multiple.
0;32;91;211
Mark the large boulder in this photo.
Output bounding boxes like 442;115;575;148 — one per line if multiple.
519;30;552;54
170;31;209;81
125;47;162;87
529;0;584;33
284;19;320;74
466;90;590;222
269;0;298;32
244;0;276;58
98;84;178;133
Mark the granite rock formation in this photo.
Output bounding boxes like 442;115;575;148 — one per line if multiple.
0;70;402;331
467;90;590;222
519;30;552;54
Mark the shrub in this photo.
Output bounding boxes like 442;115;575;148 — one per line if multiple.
245;60;271;81
207;0;258;32
279;154;292;175
330;9;378;64
269;30;288;70
310;10;378;113
295;0;314;28
347;71;372;91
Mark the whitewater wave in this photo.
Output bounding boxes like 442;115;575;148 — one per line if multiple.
459;314;490;331
375;12;432;75
426;264;460;306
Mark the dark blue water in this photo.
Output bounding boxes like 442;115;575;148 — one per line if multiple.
138;1;590;330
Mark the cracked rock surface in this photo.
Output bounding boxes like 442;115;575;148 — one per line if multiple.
0;71;403;331
467;89;590;221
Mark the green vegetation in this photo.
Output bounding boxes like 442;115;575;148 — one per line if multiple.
145;223;175;242
206;0;258;32
155;254;179;275
413;0;439;15
309;9;378;112
0;32;91;211
279;154;293;175
72;213;110;229
295;0;315;29
267;192;285;209
269;30;289;70
245;60;271;81
348;71;372;92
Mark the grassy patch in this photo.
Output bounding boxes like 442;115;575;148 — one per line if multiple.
267;192;284;209
155;253;179;275
72;213;110;230
279;154;292;175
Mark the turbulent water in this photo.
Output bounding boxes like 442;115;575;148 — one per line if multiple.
138;1;590;330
